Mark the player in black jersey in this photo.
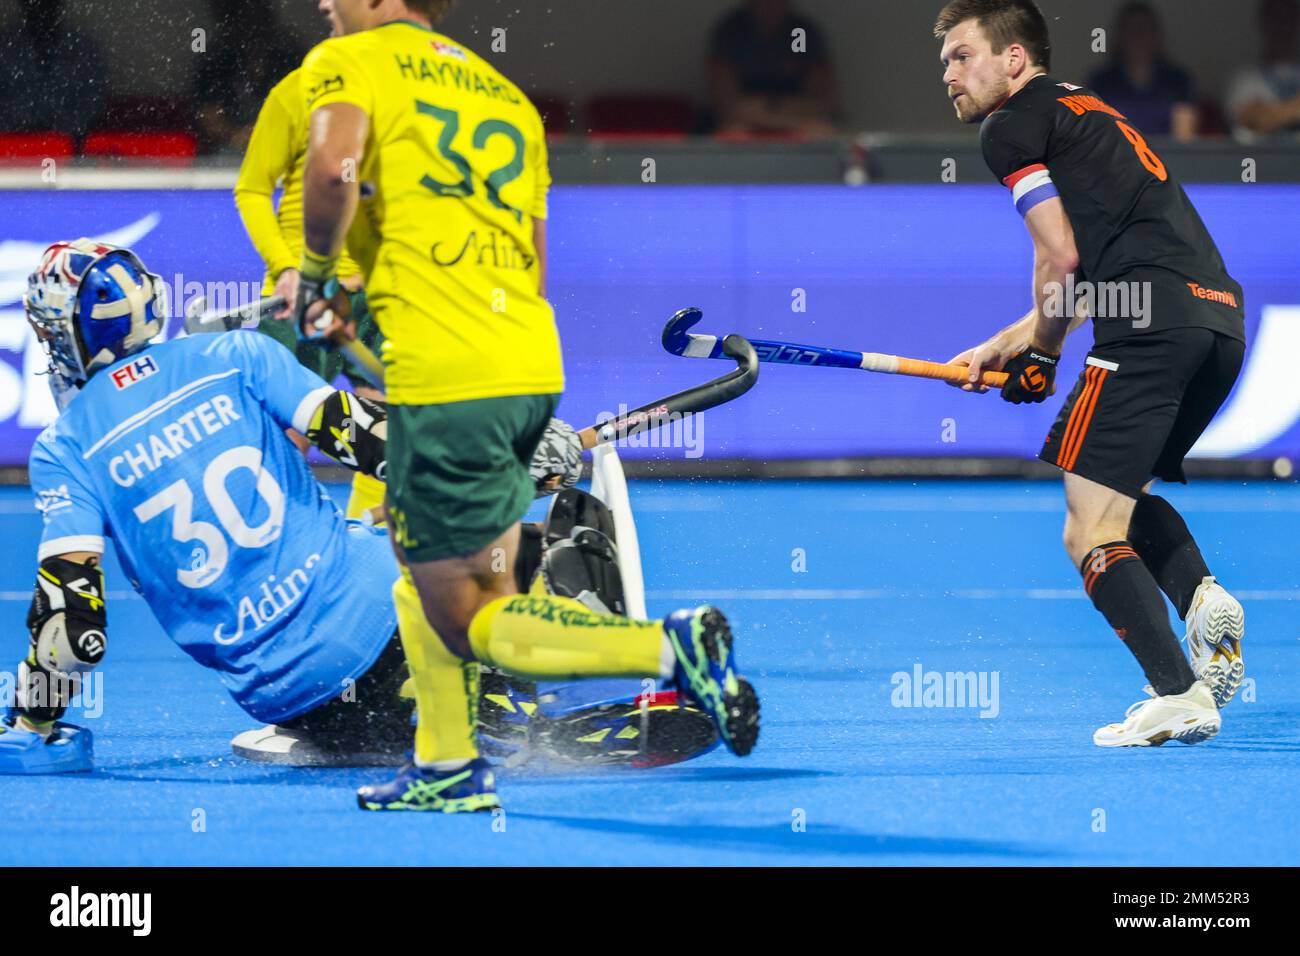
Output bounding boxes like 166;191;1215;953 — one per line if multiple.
934;0;1246;747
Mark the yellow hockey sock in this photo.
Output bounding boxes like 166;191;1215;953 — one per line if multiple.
393;572;479;766
345;471;387;522
468;593;667;680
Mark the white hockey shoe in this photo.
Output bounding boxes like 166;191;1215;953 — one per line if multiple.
1183;576;1245;708
1093;681;1221;748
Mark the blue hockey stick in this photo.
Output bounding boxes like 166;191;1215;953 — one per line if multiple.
662;307;1008;388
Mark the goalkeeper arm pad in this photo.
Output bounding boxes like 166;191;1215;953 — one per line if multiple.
306;390;387;480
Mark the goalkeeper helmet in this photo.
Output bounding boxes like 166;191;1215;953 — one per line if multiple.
25;239;167;394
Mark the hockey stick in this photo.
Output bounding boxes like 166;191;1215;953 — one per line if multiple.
185;299;759;448
183;293;386;390
318;328;386;392
662;307;1009;389
576;326;758;450
183;294;285;333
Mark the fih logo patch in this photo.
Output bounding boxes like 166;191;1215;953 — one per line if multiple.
110;354;158;391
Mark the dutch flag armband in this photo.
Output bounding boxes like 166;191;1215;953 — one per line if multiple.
1002;164;1058;217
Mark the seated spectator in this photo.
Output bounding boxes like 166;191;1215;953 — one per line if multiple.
708;0;838;139
1227;0;1300;139
1086;2;1196;140
0;0;106;143
193;0;304;155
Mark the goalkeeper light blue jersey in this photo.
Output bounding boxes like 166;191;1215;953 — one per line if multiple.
27;331;397;722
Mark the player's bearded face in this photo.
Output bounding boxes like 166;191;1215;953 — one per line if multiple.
940;22;1011;124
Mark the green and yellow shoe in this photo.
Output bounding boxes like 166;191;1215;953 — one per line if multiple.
356;757;501;812
663;606;760;756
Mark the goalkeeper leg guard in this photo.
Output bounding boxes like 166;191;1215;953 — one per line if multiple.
0;714;93;774
469;597;760;757
535;686;721;769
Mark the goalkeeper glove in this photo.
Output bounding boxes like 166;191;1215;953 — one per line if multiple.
530;418;584;497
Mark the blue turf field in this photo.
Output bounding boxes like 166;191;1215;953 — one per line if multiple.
1;478;1296;866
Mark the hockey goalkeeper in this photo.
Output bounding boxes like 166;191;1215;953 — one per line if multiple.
0;240;718;774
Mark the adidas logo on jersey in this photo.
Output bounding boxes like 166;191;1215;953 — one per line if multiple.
213;554;322;645
110;355;159;391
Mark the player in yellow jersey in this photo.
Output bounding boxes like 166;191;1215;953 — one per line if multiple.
293;0;759;812
234;0;386;522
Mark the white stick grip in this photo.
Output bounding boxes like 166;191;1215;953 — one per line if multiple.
859;351;900;374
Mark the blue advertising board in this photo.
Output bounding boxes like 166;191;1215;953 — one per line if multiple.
1;184;1297;465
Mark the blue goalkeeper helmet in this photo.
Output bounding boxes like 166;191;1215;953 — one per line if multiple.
25;239;167;397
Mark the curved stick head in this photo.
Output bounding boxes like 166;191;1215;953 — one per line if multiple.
719;334;760;394
661;307;704;355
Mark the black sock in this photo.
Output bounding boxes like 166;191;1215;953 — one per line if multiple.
1082;541;1196;697
1128;495;1212;620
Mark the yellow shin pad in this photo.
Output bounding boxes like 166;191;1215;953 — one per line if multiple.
393;573;479;765
468;592;665;681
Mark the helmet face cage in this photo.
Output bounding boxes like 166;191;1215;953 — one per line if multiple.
25;239;167;389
